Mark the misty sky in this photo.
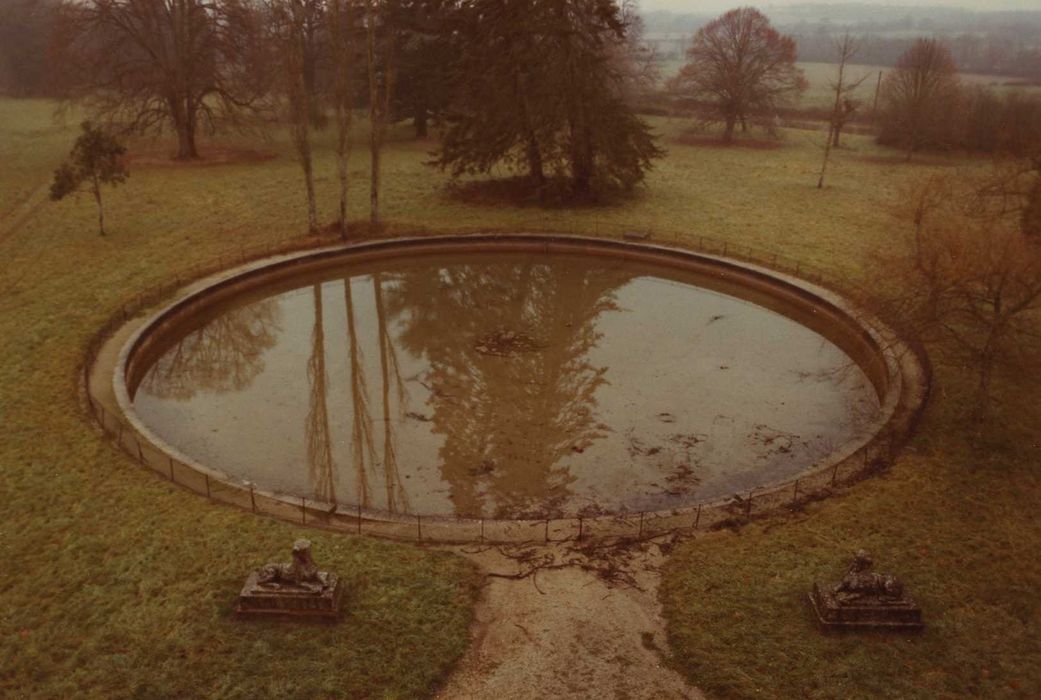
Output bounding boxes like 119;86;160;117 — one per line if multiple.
640;0;1041;12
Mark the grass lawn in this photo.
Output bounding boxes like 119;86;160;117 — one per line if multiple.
1;98;1039;698
0;102;480;700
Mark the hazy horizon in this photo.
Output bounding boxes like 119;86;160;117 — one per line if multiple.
640;0;1041;12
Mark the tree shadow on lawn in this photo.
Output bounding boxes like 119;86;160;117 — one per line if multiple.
126;144;278;169
674;131;785;151
443;176;645;210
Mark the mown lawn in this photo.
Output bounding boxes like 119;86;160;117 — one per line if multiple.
0;101;481;700
1;98;1038;699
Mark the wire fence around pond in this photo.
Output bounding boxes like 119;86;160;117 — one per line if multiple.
80;223;926;544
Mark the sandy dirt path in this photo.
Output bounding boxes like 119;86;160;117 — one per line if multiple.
436;539;704;700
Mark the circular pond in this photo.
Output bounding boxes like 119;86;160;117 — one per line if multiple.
119;237;893;521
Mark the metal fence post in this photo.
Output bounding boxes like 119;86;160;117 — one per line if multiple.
694;503;701;530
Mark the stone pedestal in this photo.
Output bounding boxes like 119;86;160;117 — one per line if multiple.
809;582;923;630
235;539;343;621
236;570;343;620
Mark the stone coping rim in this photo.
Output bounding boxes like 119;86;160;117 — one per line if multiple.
100;233;928;540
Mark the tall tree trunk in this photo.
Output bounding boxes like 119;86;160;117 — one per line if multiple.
300;133;318;234
820;53;846;190
330;0;353;241
973;354;994;424
723;115;736;143
526;136;545;190
817;124;834;190
290;95;318;234
366;0;383;229
336;113;351;240
175;119;198;159
287;1;318;235
569;109;594;198
369;134;380;228
413;105;428;138
512;49;544;190
92;175;105;235
173;96;199;159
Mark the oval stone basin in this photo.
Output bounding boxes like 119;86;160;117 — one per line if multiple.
127;244;882;519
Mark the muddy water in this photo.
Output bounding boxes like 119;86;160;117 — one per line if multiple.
130;251;879;519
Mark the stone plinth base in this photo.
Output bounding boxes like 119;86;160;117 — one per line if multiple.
810;582;923;630
236;571;343;621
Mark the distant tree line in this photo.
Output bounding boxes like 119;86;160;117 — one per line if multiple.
0;0;60;96
29;0;660;234
794;32;1041;81
877;38;1041;161
641;8;1041;81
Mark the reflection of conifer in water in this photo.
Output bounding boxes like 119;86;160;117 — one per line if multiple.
141;299;282;400
388;258;632;518
373;273;410;514
305;284;336;503
344;278;377;508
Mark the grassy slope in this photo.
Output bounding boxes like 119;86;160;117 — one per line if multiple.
0;102;480;700
1;100;1038;698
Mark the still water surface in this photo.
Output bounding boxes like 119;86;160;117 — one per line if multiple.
131;251;879;518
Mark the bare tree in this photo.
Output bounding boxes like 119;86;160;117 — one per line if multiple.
671;7;806;143
327;0;357;239
364;0;397;228
56;0;267;159
269;0;323;233
877;38;961;161
873;173;1041;422
971;109;1041;238
818;34;868;189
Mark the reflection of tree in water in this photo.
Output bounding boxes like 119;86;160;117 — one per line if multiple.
306;284;336;503
387;259;633;518
343;278;377;508
304;275;413;513
142;299;282;400
373;273;410;514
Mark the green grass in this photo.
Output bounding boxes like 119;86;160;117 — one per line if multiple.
1;98;1039;699
0;102;480;700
